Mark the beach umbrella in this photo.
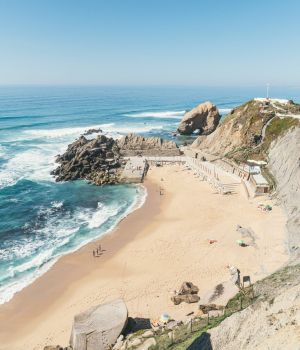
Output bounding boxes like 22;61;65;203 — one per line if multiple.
159;313;171;324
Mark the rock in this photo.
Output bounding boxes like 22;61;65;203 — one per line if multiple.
268;127;300;260
199;304;224;314
128;338;142;347
171;293;200;305
51;132;181;185
135;338;156;350
70;298;128;350
165;320;182;330
117;133;181;157
83;128;102;136
142;330;154;338
171;281;200;305
177;101;220;135
178;281;199;295
51;134;123;186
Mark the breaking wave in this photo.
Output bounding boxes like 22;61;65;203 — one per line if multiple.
126;110;185;119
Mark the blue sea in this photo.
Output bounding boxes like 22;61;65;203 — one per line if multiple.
1;85;299;304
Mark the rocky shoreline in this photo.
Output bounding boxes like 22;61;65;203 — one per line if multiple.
51;133;181;185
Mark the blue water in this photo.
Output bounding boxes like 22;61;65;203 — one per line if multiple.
1;85;300;304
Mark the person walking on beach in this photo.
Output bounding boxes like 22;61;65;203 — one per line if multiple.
93;250;95;257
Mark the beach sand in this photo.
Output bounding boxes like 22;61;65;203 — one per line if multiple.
0;164;288;350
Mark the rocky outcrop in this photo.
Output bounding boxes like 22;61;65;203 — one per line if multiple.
70;299;128;350
177;101;221;135
191;99;300;163
117;133;180;156
171;282;200;305
51;135;122;185
51;133;181;185
83;128;102;136
268;127;300;262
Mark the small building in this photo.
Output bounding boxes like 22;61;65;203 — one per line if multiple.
250;174;270;195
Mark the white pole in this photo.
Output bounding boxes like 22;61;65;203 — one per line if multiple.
266;83;270;99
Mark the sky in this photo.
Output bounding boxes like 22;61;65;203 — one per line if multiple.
0;0;299;86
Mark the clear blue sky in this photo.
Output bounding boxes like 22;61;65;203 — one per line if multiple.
0;0;299;86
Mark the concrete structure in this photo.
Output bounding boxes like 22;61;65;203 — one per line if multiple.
250;174;270;195
70;299;128;350
186;157;241;195
120;157;148;183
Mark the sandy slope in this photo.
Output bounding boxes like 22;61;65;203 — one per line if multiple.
0;164;288;350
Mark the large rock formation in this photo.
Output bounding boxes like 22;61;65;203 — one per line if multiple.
191;99;300;163
117;133;181;156
51;134;122;185
171;281;200;305
268;127;300;262
70;299;128;350
51;133;181;185
177;101;221;135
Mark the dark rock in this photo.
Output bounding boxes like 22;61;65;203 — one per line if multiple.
199;304;224;314
51;134;123;186
83;128;102;136
178;282;199;295
171;281;200;305
171;294;200;305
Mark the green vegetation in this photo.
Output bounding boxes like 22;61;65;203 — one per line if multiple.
265;117;298;143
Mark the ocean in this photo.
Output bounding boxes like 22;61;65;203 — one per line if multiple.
0;85;299;304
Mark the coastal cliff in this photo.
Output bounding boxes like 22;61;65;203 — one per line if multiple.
268;127;300;262
191;98;300;163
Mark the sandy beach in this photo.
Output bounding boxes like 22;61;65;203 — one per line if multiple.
0;164;289;350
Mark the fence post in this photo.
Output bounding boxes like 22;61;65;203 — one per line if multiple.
240;296;243;310
207;311;210;325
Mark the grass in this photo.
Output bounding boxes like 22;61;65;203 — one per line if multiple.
264;117;299;147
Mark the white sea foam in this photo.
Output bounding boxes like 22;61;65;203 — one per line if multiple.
0;145;7;157
88;202;121;229
219;108;232;114
0;145;59;189
0;185;147;304
126;110;185;119
15;122;164;143
0;259;57;304
51;201;64;209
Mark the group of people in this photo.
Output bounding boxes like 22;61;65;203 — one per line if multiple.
92;244;103;257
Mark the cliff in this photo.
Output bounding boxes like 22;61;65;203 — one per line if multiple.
268;127;300;262
192;98;300;163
